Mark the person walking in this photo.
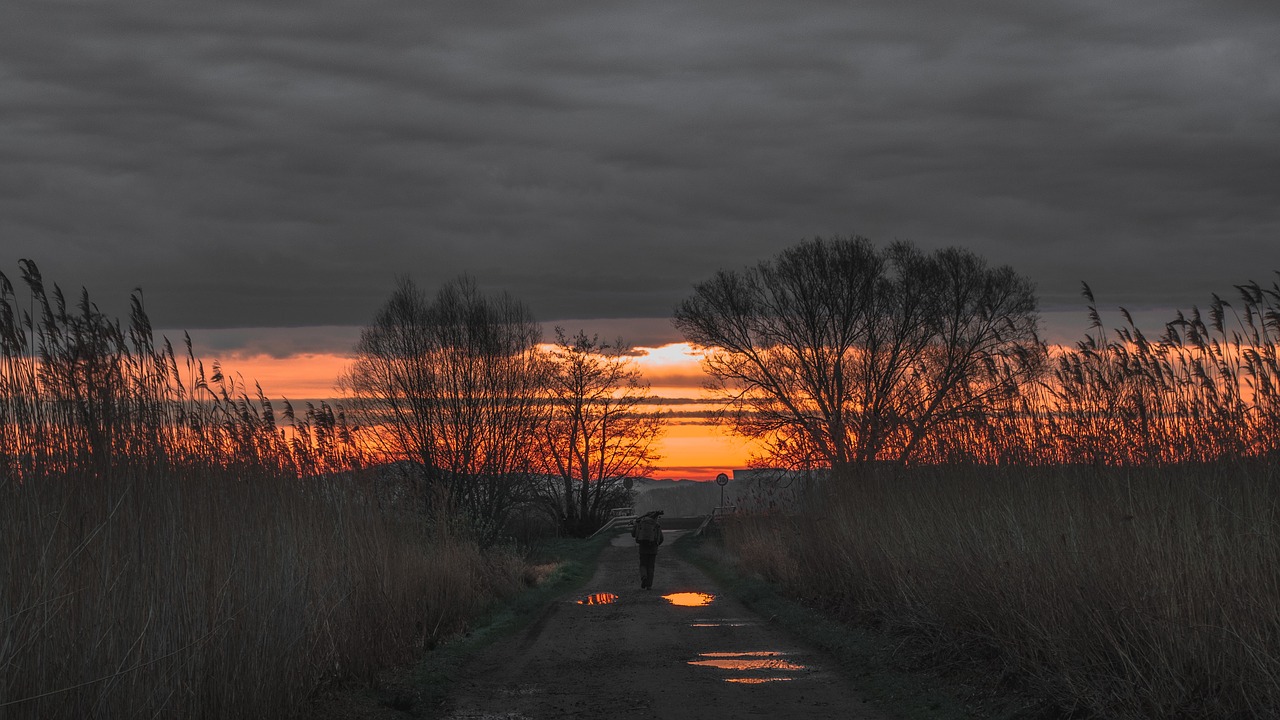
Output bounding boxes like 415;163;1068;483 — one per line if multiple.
631;510;665;589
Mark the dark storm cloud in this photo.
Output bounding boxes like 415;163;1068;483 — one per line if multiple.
541;318;685;352
178;325;364;360
2;0;1277;346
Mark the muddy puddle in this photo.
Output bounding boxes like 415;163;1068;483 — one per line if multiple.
575;592;618;606
662;591;716;607
687;651;808;684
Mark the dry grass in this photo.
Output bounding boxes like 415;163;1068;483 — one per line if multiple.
522;562;563;587
724;463;1280;718
0;262;527;718
1;468;524;719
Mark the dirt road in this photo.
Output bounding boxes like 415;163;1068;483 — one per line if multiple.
441;530;886;719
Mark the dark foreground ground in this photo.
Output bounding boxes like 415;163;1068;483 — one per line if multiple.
438;529;886;719
305;524;1058;720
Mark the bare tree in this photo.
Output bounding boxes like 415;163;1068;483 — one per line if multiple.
673;236;1042;476
889;245;1044;462
538;329;664;536
341;275;548;544
673;237;880;475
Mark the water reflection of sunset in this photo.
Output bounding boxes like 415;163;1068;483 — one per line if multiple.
662;592;716;607
687;651;808;679
576;593;618;606
689;657;804;671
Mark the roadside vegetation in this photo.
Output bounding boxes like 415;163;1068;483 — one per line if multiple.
3;469;526;719
721;463;1280;718
679;237;1280;718
676;530;1045;719
0;262;527;719
406;533;613;715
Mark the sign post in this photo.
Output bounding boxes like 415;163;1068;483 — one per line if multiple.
715;472;729;511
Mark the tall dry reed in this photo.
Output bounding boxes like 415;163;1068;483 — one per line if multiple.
725;463;1280;717
909;277;1280;467
0;261;527;718
0;260;363;481
1;468;523;719
715;273;1280;716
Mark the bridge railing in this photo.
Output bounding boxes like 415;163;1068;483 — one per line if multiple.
587;511;639;539
695;505;737;536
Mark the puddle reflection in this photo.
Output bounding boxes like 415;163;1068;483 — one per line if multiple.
576;592;618;606
689;657;805;671
687;651;808;683
662;592;716;607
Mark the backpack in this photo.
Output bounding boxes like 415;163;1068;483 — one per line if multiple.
635;516;660;543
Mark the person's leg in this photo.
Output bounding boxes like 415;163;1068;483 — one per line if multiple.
638;552;649;589
641;553;656;589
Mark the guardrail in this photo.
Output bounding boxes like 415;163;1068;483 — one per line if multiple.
695;505;737;536
587;513;638;539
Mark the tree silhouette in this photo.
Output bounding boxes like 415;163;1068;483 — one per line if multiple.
342;275;548;544
674;236;1043;475
538;329;663;535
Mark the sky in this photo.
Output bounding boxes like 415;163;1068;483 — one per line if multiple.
3;0;1278;476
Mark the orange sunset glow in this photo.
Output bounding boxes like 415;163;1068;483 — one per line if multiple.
212;342;753;480
209;352;352;400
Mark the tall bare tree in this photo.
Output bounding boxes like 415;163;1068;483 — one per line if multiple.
341;276;548;543
673;236;1043;475
538;329;664;536
879;244;1044;463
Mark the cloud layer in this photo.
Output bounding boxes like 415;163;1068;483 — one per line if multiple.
3;0;1277;338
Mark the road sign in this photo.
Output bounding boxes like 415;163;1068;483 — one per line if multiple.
715;472;729;511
